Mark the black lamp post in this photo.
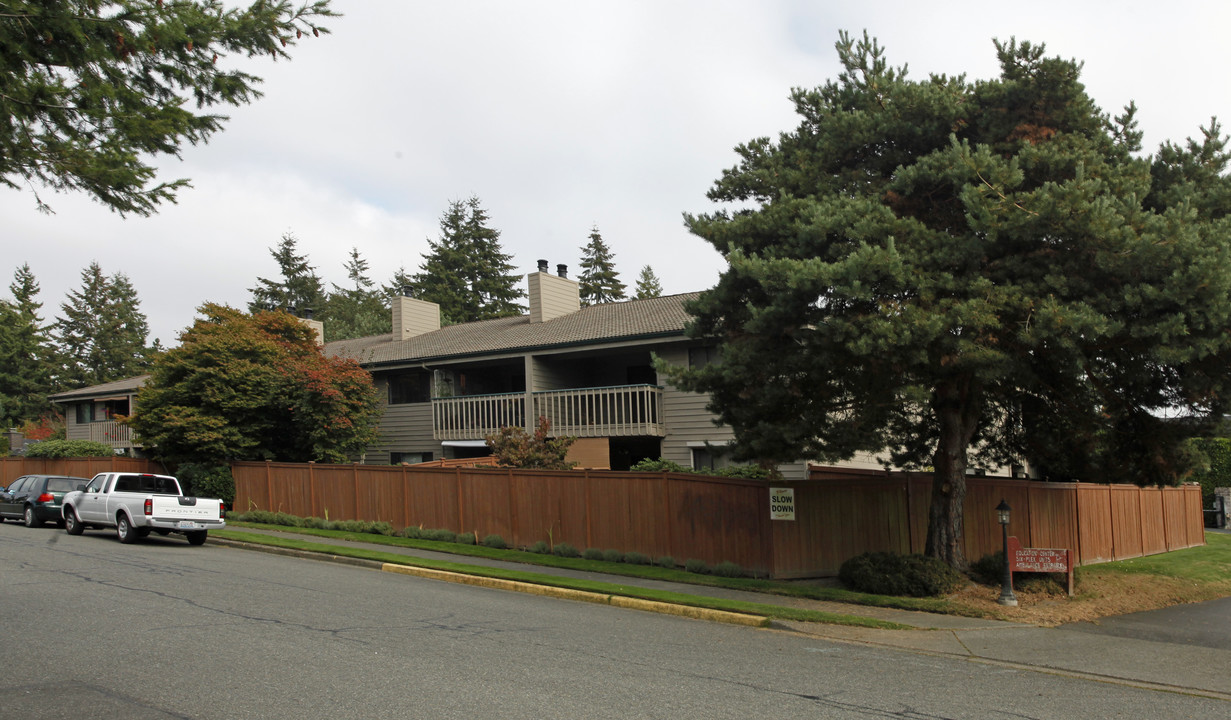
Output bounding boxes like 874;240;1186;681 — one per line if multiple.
996;499;1018;607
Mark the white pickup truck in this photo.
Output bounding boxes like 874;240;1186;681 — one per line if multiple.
61;472;226;545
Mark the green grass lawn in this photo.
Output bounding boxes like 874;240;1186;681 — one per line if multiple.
215;522;1231;626
1078;531;1231;584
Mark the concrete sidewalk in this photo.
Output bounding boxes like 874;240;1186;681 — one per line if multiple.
212;527;1231;701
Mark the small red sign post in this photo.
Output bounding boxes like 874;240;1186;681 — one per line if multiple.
1007;536;1074;596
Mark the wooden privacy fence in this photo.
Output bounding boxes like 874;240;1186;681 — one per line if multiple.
230;461;1206;579
233;461;774;575
0;456;166;486
771;468;1206;577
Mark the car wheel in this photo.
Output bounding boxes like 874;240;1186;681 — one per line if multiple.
24;506;43;528
117;513;139;544
64;508;85;535
186;530;208;546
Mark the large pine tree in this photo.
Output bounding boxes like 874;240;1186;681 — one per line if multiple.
634;265;663;299
413;197;524;323
54;262;155;389
324;247;388;342
673;32;1231;570
0;265;52;424
578;225;626;306
248;233;327;319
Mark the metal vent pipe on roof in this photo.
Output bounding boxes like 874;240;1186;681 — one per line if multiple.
557;264;568;278
537;259;549;273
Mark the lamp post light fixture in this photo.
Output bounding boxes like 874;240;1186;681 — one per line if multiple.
996;499;1018;607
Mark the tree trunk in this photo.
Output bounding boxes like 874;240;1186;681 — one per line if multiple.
925;377;982;571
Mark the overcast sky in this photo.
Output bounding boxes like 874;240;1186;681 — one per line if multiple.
4;1;1230;345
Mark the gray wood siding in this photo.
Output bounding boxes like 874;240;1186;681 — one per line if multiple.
367;372;436;463
64;404;89;441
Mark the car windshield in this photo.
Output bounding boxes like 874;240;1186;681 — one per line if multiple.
46;478;83;493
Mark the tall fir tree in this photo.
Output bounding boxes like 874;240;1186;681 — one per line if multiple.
413;197;524;323
248;233;327;319
634;265;663;299
54;262;155;389
577;225;627;306
323;248;388;342
0;265;55;423
382;266;416;301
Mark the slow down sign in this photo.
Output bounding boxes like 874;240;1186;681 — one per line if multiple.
770;487;795;521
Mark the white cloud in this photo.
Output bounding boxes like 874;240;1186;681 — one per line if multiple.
3;0;1229;345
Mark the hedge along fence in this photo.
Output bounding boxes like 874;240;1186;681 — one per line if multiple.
0;456;166;486
230;461;1206;579
231;461;774;576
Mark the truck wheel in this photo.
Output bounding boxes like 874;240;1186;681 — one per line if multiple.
24;506;43;528
64;508;85;535
117;513;140;544
186;531;208;546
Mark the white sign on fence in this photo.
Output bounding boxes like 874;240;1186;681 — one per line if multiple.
770;487;795;521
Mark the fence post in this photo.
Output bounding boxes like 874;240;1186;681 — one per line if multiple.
584;468;593;549
456;467;465;534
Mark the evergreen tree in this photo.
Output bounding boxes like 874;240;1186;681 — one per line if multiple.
0;265;54;424
54;262;155;388
382;266;416;301
323;247;387;342
0;0;336;216
248;233;327;318
413;197;525;323
672;32;1231;570
577;225;626;306
634;265;663;299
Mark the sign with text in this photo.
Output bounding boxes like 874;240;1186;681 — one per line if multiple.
1007;536;1074;596
770;487;795;521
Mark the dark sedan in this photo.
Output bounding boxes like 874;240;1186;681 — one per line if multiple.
0;475;89;527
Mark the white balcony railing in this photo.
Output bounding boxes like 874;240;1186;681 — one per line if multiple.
88;420;137;448
432;385;664;441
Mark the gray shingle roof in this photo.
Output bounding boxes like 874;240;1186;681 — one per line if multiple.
327;293;699;366
48;374;151;401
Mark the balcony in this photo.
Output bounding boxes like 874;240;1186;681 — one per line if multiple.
433;385;664;441
88;420;137;449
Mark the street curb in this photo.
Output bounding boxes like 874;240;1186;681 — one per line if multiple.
210;538;769;628
380;563;770;628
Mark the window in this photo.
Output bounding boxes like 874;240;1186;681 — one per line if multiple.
691;446;731;472
390;451;432;465
76;403;93;424
388;371;432;404
688;346;721;369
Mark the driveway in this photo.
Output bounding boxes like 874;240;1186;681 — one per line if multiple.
1060;595;1231;650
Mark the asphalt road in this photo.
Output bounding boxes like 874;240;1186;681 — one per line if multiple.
1;521;1226;719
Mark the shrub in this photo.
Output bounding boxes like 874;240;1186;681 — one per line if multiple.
684;558;710;574
602;549;624;563
301;516;328;529
175;462;235;504
25;439;114;458
553;542;580;558
654;555;676;568
400;526;423;539
273;512;303;527
630;458;693;473
969;551;1006;585
582;548;605;561
423;529;458;543
712;561;743;578
455;532;477;545
528;540;550;554
481;534;508;549
838;551;965;597
624;551;651;565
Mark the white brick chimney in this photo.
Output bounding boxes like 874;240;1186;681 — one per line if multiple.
528;260;580;323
